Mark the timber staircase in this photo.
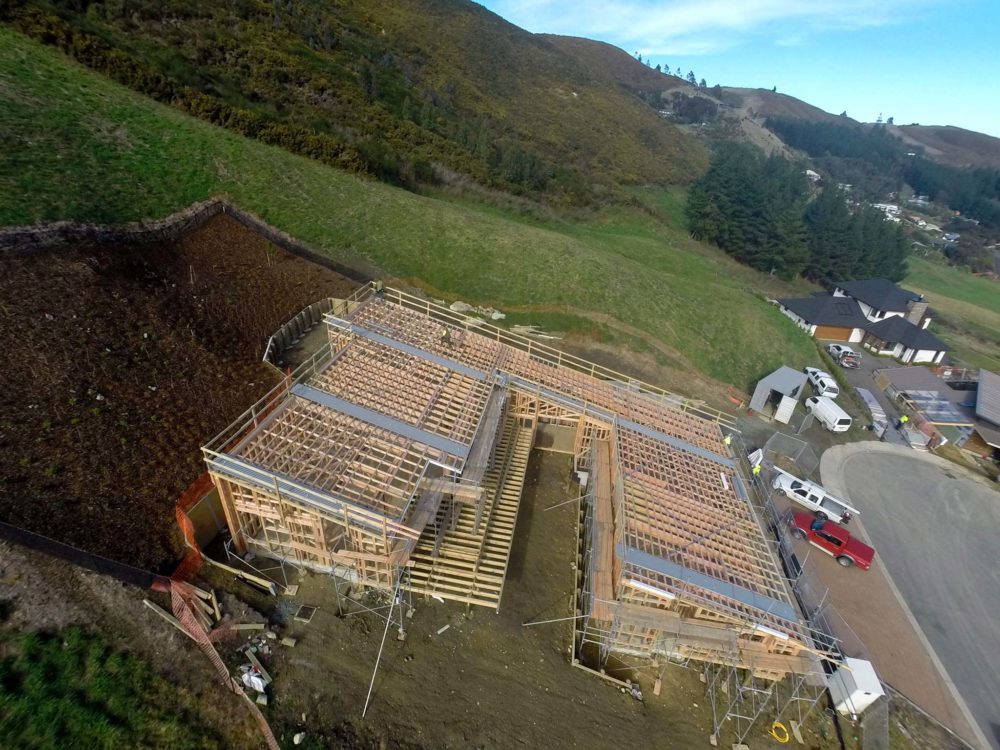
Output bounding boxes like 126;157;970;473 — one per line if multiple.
406;415;534;609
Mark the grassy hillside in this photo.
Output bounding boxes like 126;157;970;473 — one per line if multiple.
721;87;847;124
895;125;1000;170
906;257;1000;371
0;27;818;394
542;35;689;95
1;0;705;201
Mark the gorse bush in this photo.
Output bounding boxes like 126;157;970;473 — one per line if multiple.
1;0;704;203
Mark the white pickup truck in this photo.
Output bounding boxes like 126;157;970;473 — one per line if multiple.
771;468;860;524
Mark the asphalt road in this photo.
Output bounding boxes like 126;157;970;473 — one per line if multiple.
823;445;1000;750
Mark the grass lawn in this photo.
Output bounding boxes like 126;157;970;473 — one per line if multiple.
0;626;221;749
1;28;821;393
907;256;1000;316
906;257;1000;371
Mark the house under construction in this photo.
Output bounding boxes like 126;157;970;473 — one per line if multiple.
203;285;835;678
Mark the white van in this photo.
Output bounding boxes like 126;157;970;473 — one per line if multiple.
805;396;852;432
804;367;839;398
771;470;860;522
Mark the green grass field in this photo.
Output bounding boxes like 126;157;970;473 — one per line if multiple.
0;626;221;749
906;257;1000;371
0;28;825;394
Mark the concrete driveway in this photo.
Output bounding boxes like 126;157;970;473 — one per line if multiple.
816;340;909;447
822;443;1000;750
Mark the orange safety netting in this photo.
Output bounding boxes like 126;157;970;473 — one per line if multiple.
169;576;279;749
173;472;215;581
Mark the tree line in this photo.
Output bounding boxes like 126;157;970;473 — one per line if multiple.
686;144;908;282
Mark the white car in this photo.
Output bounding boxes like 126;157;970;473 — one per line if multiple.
804;367;840;398
805;396;852;432
826;344;854;358
826;343;861;369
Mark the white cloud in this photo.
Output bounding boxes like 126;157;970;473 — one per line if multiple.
487;0;944;56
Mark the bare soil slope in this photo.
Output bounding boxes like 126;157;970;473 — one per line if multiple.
0;214;357;569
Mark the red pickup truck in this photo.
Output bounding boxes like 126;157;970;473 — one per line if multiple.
788;511;876;570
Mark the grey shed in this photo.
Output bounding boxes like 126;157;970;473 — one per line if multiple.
749;367;808;424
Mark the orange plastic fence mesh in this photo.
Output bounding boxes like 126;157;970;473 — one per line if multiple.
169;580;280;750
172;473;214;581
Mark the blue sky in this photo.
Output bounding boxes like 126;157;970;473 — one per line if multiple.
479;0;1000;137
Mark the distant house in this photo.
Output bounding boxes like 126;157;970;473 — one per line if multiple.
937;368;1000;459
862;317;948;364
778;278;949;361
832;279;931;328
776;293;869;342
968;369;1000;458
804;169;821;183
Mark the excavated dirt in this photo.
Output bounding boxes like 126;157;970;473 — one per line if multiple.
212;452;851;750
0;214;357;569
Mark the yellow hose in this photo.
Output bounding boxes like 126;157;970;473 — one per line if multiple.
769;721;790;743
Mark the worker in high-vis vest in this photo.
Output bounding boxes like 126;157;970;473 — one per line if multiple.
723;434;732;447
752;464;761;477
896;414;909;429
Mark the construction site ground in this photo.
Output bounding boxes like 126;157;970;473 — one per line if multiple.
208;450;851;749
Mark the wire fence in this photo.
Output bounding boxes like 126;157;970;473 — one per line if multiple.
0;519;168;590
0;197;371;284
0;519;282;749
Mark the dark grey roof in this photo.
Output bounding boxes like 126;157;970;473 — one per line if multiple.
761;366;809;397
975;369;1000;426
778;294;868;328
835;279;921;312
975;419;1000;449
865;317;948;352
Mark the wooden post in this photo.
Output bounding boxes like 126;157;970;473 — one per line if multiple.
213;476;247;555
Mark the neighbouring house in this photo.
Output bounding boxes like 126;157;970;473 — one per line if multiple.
862;317;948;363
874;366;975;449
778;278;949;361
776;293;869;342
966;369;1000;459
749;366;808;424
871;203;900;216
832;278;931;328
804;169;821;183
